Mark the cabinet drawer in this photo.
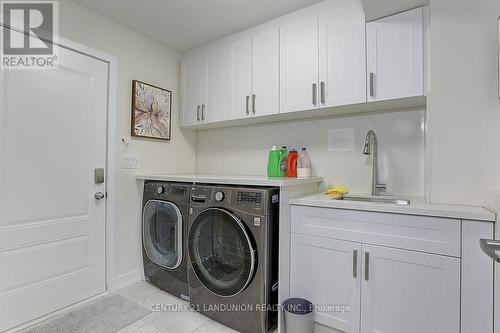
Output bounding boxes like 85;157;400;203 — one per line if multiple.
291;206;460;256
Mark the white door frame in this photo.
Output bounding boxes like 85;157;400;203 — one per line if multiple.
0;23;118;294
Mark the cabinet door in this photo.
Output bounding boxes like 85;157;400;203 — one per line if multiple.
280;13;319;113
319;3;366;107
290;233;361;333
228;36;252;120
366;7;424;101
251;28;279;117
361;245;460;333
205;46;228;123
181;54;205;126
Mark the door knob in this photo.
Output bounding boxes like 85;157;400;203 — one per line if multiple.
95;192;105;200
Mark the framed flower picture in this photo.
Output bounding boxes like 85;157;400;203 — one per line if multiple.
131;80;172;140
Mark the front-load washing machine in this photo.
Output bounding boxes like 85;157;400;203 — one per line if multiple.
142;181;190;301
188;185;280;333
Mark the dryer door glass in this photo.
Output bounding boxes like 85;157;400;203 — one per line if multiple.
188;208;256;297
143;200;183;269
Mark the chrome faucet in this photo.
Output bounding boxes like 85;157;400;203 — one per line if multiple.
363;130;386;196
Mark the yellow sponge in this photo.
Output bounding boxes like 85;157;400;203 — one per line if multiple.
324;186;348;197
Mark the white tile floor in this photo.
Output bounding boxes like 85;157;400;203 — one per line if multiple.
20;281;237;333
115;281;238;333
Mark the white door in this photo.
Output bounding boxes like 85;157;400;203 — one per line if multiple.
228;36;252;120
366;7;424;101
290;234;361;333
0;27;108;331
181;53;206;125
280;13;319;113
360;245;460;333
319;3;366;107
205;46;228;123
251;28;279;117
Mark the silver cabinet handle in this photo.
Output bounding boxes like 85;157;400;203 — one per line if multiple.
197;105;200;121
353;249;358;278
246;95;250;115
252;94;256;114
480;239;500;262
312;83;317;106
364;252;370;281
201;104;205;121
94;192;105;200
320;82;325;105
369;73;375;97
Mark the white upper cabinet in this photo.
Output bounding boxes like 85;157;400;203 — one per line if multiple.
181;53;206;126
280;11;319;113
205;46;228;123
319;1;366;107
229;27;280;120
180;2;428;128
228;36;252;120
181;45;229;125
367;7;425;101
251;28;279;117
280;1;367;114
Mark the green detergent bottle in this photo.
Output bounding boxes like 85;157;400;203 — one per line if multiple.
267;146;281;177
279;146;288;177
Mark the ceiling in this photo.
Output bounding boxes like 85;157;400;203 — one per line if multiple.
361;0;429;21
72;0;324;53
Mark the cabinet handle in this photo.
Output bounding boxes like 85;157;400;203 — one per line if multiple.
197;105;200;121
369;73;375;97
365;252;370;281
353;249;358;278
201;104;205;121
252;94;256;114
320;82;325;105
312;83;317;106
246;95;250;115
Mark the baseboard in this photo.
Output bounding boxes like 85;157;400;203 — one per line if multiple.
111;269;144;292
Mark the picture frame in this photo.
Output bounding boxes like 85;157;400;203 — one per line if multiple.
131;80;172;140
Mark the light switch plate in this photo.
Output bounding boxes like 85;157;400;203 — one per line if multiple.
122;155;139;169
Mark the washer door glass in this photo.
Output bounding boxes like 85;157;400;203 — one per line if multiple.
143;200;183;269
188;208;256;297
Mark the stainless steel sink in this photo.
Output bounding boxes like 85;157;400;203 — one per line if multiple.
336;195;410;205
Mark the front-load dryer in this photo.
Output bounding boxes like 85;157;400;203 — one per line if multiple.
188;185;280;333
142;181;190;301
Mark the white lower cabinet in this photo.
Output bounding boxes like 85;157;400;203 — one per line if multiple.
360;245;460;333
290;207;462;333
291;234;361;333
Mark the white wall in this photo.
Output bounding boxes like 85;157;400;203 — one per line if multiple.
428;0;500;206
58;1;197;286
197;109;425;196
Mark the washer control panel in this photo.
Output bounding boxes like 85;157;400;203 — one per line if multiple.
171;186;188;196
237;191;262;205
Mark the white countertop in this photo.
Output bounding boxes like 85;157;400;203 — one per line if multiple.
290;193;496;222
135;173;323;187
